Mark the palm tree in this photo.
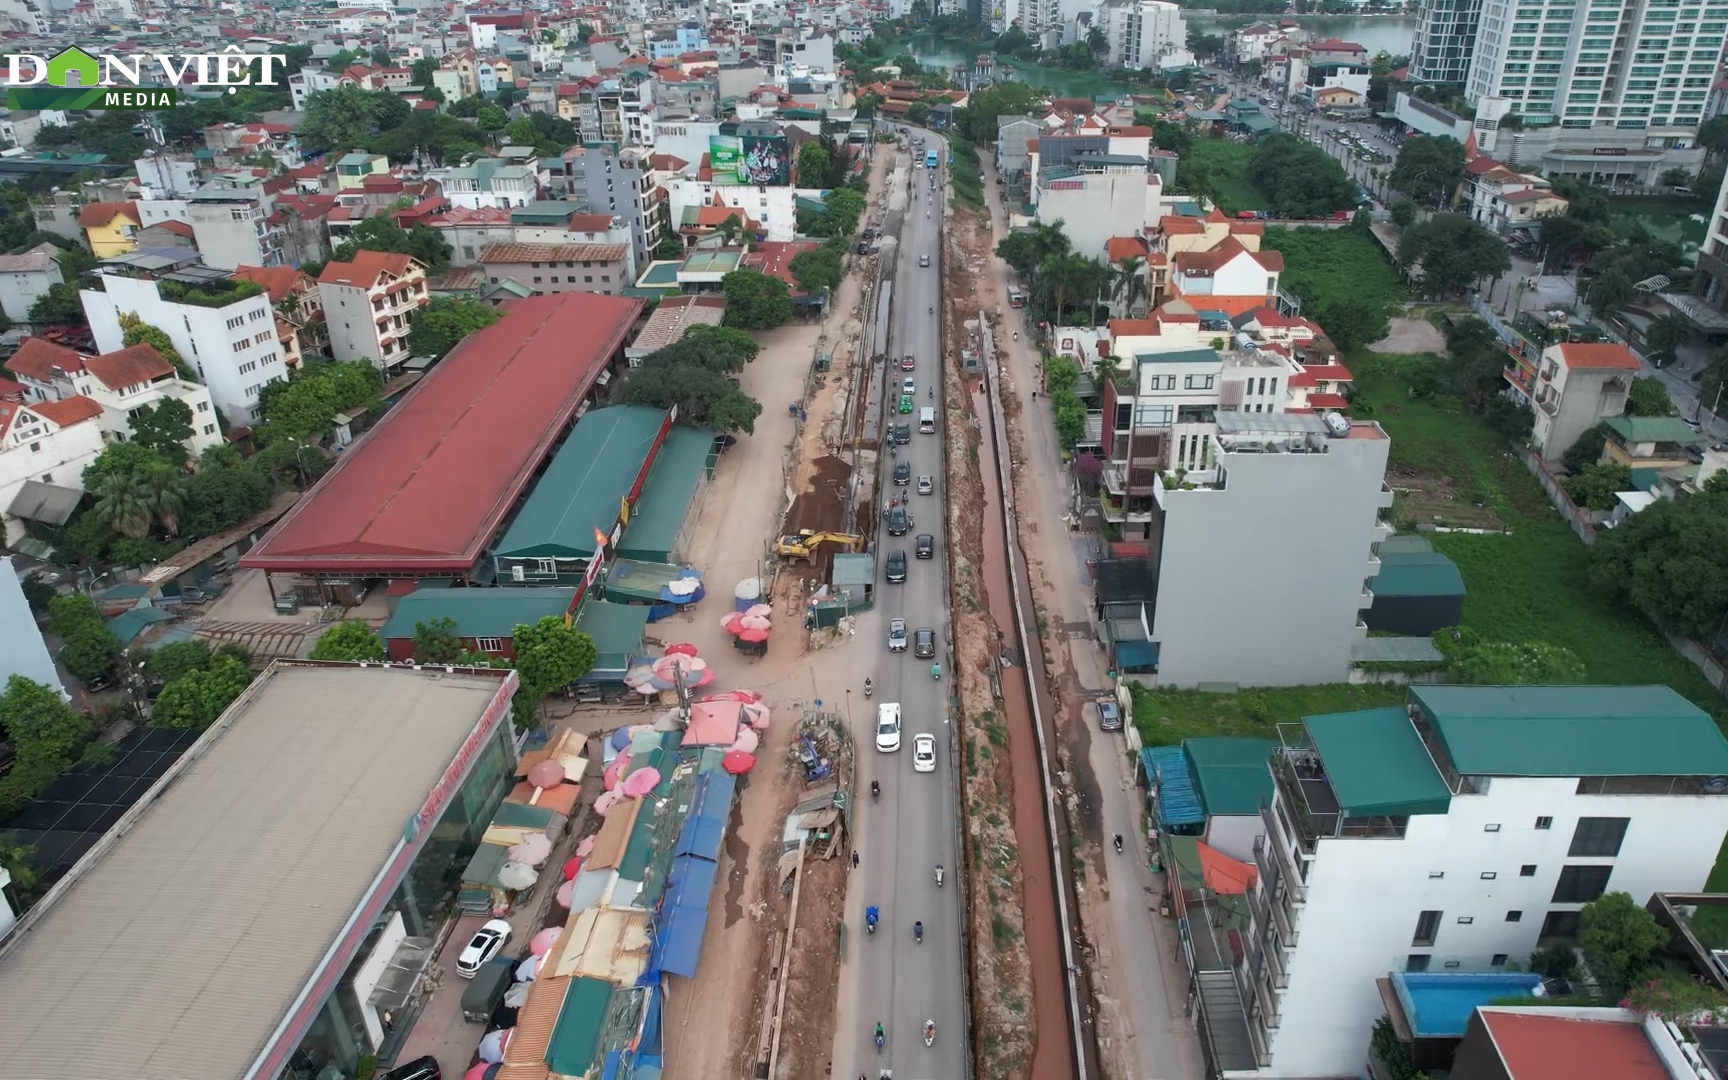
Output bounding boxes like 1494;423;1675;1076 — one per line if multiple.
142;462;188;537
1113;256;1149;317
1030;220;1072;264
1086;25;1110;64
1643;313;1687;368
1082;258;1112;326
90;472;155;540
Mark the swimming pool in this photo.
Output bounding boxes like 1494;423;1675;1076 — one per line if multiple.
1394;972;1542;1037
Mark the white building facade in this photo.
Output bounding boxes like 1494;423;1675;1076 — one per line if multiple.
316;252;429;372
0;244;60;325
1104;0;1188;71
0;388;104;546
1242;686;1728;1076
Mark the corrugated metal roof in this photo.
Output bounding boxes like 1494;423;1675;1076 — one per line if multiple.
587;797;641;871
0;665;512;1080
1184;738;1278;817
1304;707;1452;818
495;406;670;561
617;425;715;561
1143;746;1204;828
546;977;615;1076
1604;414;1705;446
1411;685;1728;778
574;600;651;674
380;587;576;641
1371;551;1466;598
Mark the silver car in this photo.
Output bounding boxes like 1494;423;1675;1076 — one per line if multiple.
888;617;908;652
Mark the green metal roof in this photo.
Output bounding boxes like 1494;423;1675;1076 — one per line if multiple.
573;599;651;672
1371;551;1466;598
1136;348;1221;365
1184;737;1277;816
1239;114;1279;132
831;552;875;587
105;604;175;646
1604;415;1705;445
1629;467;1664;489
1411;685;1728;777
379;587;574;641
545;977;613;1076
1304;707;1452;817
495;406;670;560
617;424;714;561
511;200;580;224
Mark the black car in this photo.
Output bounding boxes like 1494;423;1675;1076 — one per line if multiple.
893;460;911;485
886;549;907;583
914;627;937;658
915;533;935;559
888;507;910;536
892;422;911;445
382;1057;441;1080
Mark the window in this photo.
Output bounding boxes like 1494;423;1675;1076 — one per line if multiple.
202;424;215;435
1428;871;1445;879
1506;910;1523;922
1481;872;1497;880
585;275;594;283
1552;865;1614;904
536;558;557;574
1484;823;1501;832
1536;816;1553;829
533;276;543;283
1185;373;1215;390
1457;916;1474;924
1521;865;1537;877
226;315;246;330
475;637;504;653
1541;910;1581;937
1406;954;1431;972
1568;817;1629;857
1492;954;1509;966
197;401;208;413
28;441;39;452
1413;910;1442;946
232;340;248;353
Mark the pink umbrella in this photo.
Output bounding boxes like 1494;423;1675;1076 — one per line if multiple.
664;642;699;657
594;789;621;816
740;614;772;631
743;703;772;730
530;926;562;956
555;879;576;908
720;611;745;633
738;626;769;643
731;728;760;753
527;760;566;789
703;690;762;704
464;1065;494;1080
654;653;699;675
576;835;596;858
622;766;661;797
562;855;582;881
721;750;756;775
603;754;629;790
689;668;716;688
507;832;552;867
744;603;772;619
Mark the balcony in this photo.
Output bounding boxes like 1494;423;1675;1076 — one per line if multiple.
1272;744;1411;849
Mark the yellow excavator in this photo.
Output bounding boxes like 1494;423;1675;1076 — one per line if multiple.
777;529;864;561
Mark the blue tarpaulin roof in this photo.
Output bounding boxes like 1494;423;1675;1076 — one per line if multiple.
674;772;734;861
1142;746;1205;828
639;983;664;1057
1116;639;1159;670
646;853;718;980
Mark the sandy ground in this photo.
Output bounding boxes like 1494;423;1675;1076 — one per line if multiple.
660;150;891;1080
1368;316;1448;355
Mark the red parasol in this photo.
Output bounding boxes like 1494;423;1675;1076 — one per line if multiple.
562;855;582;881
721;750;756;774
720;611;745;634
664;642;699;657
737;626;769;643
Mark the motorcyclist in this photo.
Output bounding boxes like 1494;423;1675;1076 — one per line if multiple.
871;779;880;798
924;1020;936;1045
931;663;941;681
864;677;873;698
913;920;924;942
935;863;944;886
874;1022;886;1050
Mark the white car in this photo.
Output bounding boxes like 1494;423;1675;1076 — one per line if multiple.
457;918;513;978
912;733;936;772
876;702;902;752
888;617;908;652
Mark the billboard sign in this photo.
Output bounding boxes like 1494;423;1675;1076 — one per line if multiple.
740;133;790;185
709;134;744;185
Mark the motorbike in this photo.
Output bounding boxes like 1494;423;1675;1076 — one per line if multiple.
865;906;879;936
1113;834;1124;853
927;387;932;399
871;779;880;799
864;678;873;699
923;1021;936;1048
874;1024;885;1053
913;921;924;944
1012;331;1019;341
935;864;944;887
930;663;941;681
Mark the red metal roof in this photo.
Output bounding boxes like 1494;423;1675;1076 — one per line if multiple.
241;293;644;575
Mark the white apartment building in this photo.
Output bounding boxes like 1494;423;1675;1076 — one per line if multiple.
79;264;288;427
1463;0;1725;161
1034;168;1164;263
5;337;221;457
427;161;539;211
1521;341;1639;462
133;154;201;199
288;69;341;111
317;251;429;372
0;243;60;325
186;185;284;271
1103;0;1188;71
1237;685;1728;1076
0;381;104;547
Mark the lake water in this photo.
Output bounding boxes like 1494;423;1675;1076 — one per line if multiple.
904;16;1420;98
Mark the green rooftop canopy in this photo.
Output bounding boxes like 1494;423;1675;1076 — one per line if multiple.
495;405;669;561
1185;737;1277;816
1604;414;1705;446
1304;707;1452;817
1411;685;1728;777
1371;551;1466;598
380;587;574;641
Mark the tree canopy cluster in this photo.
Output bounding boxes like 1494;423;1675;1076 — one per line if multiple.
616;323;765;434
257;360;385;445
720;269;794;330
309;620;387;662
326;216;453;272
1397;214;1512;296
995;222;1135;326
1387;135;1466;208
1246;134;1356;218
408;297;501;359
152;651;254;730
801;188;867;239
1590;476;1728;637
48;593;120;682
0;675;92;818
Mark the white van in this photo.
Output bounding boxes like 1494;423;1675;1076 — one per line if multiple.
875;703;902;752
918;406;936;433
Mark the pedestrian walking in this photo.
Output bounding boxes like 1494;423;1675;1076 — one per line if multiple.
852;849;860;869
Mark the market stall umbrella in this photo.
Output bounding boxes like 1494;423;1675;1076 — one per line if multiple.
610;727;633;751
603;755;628;791
516;954;543;982
555;879;576;908
737;626;769;644
562;855;583;881
739;614;772;631
478;1028;513;1063
744;603;772;619
463;1064;496;1080
503;982;532;1009
527;760;566;790
702;689;762;704
731;728;760;754
664;642;699;657
742;703;772;729
720;611;745;634
576;835;596;858
721;750;756;775
498;861;538;891
507;832;552;867
594;789;622;816
530;926;563;957
622;766;661;798
688;667;716;688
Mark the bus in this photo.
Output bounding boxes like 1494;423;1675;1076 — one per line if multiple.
924;149;939;170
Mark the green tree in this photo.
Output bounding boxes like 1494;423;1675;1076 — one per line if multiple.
118;313;197;381
1624;973;1728;1020
1579;892;1668;999
411;57;438;87
1313;297;1391;352
1624;376;1673;417
1483;393;1535;442
721;270;794;329
1247;134;1356;218
477;104;508;131
331;216;452;269
0;833;40;908
300;85;411;153
181;464;273;536
0;675;90;816
152;656;253;729
126;399;195;465
308;620;386;662
1397;214;1512;296
1390;198;1418;227
147;639;213;684
1111;256;1149;316
1698;116;1728;160
257;360;385;444
1388;135;1466;207
654;234;686;260
48;595;120;681
411;617;466;663
1586;268;1635;320
1590;486;1728;636
28;282;83;325
507;616;598;728
789;244;843;292
1642;313;1688;368
796;142;832;187
616;363;763;434
88;470;158;540
1445;316;1514;409
408;297;501;358
1564;423;1611;473
1565;462;1635;509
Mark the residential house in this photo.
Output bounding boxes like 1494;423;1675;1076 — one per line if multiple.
134;221;197;251
232;265;325;371
1029;135;1164;261
562;143;666;270
426;206;516;267
272;194;338;267
186;183;284;271
4;337;221;456
335;153;390;193
380;587;577;662
1239;686;1728;1076
429;159;540;210
78;201;141;258
1599;414;1706;473
317;251;429;370
0;243;62;325
1464;157;1570;235
201;123;298;171
1524;342;1639;463
78;255;289;426
1168;238;1284;317
0;378;105;546
478;243;630;297
1452;1006;1725;1079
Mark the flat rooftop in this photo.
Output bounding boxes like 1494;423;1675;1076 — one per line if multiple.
0;664;514;1080
242;293;644;575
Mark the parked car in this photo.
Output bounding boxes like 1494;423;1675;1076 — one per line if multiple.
914;626;936;658
888;617;908;651
886;549;907;583
1094;698;1123;731
915;533;934;558
457;919;513;978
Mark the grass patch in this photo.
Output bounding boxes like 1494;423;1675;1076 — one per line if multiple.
1131;683;1408;745
946;133;984;210
1182;138;1263;213
1262;226;1408;315
991;912;1020;949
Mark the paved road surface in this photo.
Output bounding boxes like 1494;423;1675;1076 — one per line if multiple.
838;130;967;1080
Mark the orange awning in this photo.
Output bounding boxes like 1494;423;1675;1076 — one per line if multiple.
1196;841;1257;895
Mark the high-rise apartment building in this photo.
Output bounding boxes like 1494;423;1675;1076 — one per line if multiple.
1409;0;1482;84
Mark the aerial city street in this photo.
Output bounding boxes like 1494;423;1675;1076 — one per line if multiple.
3;3;1728;1080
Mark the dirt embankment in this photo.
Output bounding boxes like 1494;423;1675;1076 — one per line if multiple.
944;207;1037;1080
